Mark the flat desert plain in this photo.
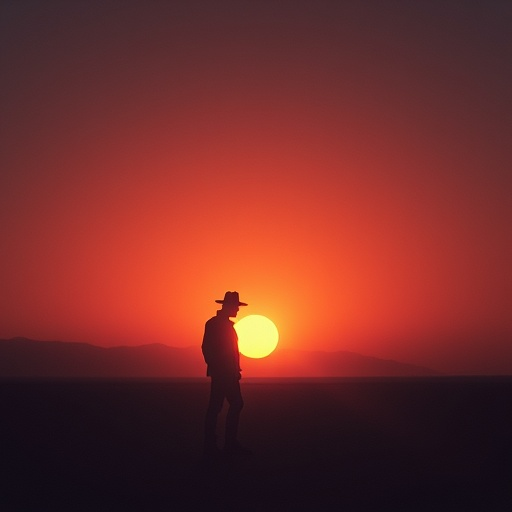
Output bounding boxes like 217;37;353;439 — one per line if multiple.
1;378;511;511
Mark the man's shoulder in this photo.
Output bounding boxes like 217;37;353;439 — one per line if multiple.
205;315;218;326
205;315;221;330
205;314;233;329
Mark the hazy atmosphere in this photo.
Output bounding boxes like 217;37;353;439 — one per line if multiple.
2;1;511;375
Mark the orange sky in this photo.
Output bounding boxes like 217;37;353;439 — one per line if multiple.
1;2;511;374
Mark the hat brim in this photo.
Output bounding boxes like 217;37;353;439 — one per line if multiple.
215;300;248;306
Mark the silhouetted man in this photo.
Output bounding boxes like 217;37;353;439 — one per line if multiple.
202;291;250;459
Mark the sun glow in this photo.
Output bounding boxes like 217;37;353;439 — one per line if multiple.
235;315;279;359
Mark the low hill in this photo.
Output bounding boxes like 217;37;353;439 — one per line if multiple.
0;338;437;378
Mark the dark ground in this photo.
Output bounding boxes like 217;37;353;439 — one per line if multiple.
1;377;511;511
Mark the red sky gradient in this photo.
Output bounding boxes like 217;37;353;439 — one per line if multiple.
1;2;511;374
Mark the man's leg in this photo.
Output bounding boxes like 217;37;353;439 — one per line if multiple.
224;378;244;450
204;378;225;454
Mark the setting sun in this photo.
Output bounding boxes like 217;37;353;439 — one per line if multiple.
235;315;279;359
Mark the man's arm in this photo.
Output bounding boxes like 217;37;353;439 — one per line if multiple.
202;319;239;377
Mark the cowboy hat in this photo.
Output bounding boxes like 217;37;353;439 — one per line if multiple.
215;291;248;306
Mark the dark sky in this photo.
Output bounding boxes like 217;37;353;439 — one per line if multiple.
1;1;511;374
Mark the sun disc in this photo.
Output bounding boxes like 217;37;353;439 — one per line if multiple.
235;315;279;359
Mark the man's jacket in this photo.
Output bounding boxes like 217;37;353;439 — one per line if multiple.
201;312;241;378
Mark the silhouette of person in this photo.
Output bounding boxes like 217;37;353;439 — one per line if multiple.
202;291;251;459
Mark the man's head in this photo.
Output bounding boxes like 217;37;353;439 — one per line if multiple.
216;291;248;318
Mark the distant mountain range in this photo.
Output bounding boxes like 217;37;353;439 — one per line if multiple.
0;338;437;378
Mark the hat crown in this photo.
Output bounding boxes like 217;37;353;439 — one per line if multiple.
223;291;240;304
